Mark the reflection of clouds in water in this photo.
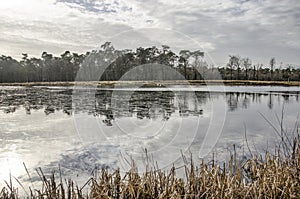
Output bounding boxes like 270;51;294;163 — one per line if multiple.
0;86;300;185
51;145;119;173
0;151;24;182
75;79;209;171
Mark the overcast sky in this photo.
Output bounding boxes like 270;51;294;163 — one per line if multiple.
0;0;299;66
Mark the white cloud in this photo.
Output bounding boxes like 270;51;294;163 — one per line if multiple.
0;0;299;65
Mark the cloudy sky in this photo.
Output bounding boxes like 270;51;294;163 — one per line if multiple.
0;0;299;66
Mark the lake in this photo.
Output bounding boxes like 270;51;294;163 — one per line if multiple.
0;84;300;188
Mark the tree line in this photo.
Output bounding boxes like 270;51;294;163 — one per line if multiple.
219;55;300;81
0;42;299;83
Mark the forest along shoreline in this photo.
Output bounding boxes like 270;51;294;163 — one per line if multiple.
1;80;300;87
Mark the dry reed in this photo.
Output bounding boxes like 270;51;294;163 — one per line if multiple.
1;136;300;199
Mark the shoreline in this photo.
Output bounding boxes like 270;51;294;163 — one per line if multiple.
0;80;300;87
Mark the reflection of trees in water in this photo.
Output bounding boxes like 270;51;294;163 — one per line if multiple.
1;88;299;125
268;94;273;110
282;95;290;102
226;92;299;111
0;88;207;123
242;93;250;109
128;91;175;120
94;90;208;126
227;92;269;111
227;92;239;111
0;87;73;114
176;91;207;116
227;92;272;111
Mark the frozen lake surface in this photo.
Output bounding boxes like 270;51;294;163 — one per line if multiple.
0;84;300;188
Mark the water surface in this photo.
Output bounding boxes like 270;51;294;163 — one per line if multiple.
0;85;299;187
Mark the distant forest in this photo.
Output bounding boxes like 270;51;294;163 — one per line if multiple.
0;42;299;83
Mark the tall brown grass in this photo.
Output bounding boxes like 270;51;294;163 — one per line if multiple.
1;136;300;198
